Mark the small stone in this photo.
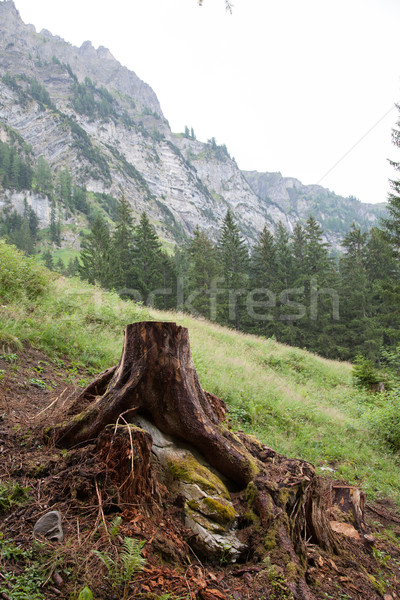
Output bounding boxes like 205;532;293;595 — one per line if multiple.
52;572;64;587
384;594;394;600
33;510;63;542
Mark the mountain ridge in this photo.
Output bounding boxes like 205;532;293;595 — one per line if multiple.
0;0;385;250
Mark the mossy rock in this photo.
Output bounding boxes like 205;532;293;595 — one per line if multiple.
166;451;230;499
187;496;237;528
185;507;245;563
185;504;225;534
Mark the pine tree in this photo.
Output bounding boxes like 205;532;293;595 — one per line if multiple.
56;168;72;209
109;195;135;292
383;104;400;256
365;227;400;349
249;226;277;334
66;256;81;277
0;142;11;188
274;222;293;291
273;222;299;345
12;220;34;255
186;227;221;318
79;213;111;288
338;225;374;359
251;226;276;289
217;210;249;329
35;156;53;197
291;222;307;278
55;258;65;274
303;216;330;276
301;216;338;356
72;185;89;214
10;153;20;189
132;212;164;305
1;202;37;256
158;252;177;310
365;227;397;282
24;200;38;244
42;249;54;271
379;103;400;347
49;200;61;246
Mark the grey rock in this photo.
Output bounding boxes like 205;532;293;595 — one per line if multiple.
185;512;245;563
242;170;385;249
133;417;244;563
133;416;175;449
33;510;64;542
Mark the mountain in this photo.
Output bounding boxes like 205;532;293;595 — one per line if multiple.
0;0;386;251
243;170;385;248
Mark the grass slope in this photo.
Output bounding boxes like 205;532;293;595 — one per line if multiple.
1;239;399;503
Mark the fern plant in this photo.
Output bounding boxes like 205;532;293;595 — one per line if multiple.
93;536;145;599
120;537;146;582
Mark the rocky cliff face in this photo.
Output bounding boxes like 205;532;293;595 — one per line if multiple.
242;170;385;247
0;0;385;249
0;1;162;115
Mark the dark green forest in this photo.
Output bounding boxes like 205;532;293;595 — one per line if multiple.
1;115;400;370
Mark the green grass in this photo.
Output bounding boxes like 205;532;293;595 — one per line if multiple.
52;247;81;265
1;239;400;503
0;239;148;368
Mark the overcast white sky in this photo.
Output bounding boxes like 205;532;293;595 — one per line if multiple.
12;0;400;204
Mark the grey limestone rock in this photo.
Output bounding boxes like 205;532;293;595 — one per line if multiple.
132;416;244;563
33;510;64;542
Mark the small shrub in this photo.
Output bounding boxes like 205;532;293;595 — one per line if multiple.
352;355;385;391
110;515;122;538
0;352;18;363
0;240;50;301
27;377;48;389
366;390;400;451
0;534;45;600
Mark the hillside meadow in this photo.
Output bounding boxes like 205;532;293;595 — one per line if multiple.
0;239;399;504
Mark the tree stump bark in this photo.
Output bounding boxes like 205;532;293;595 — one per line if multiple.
51;321;339;599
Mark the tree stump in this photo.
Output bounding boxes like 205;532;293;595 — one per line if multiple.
51;321;339;599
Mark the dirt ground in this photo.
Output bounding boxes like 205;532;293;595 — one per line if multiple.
1;345;400;600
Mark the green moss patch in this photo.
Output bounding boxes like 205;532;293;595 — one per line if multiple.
189;496;237;527
167;453;229;499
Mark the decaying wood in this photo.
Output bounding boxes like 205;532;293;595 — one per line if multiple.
96;423;159;508
51;321;340;599
332;485;366;531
